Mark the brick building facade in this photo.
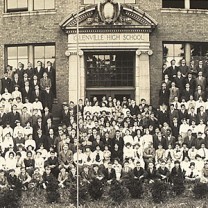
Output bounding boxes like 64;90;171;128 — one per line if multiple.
0;0;208;115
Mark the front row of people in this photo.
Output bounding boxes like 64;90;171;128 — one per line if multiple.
0;156;208;192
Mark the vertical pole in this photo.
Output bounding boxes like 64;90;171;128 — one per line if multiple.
76;0;80;207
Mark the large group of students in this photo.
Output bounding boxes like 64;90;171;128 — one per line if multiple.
0;58;208;193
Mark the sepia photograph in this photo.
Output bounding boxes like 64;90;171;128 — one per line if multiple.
0;0;208;207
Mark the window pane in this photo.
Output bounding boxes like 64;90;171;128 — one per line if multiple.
18;46;28;59
7;0;18;9
174;44;184;57
8;60;18;69
163;44;174;57
124;0;136;3
18;0;28;8
34;0;44;10
162;0;185;8
45;46;55;58
190;0;208;9
18;59;28;68
45;0;55;9
34;59;45;67
8;47;18;59
34;46;45;59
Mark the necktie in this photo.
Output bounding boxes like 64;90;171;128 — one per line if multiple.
96;153;100;162
87;156;90;162
190;171;193;178
203;148;206;159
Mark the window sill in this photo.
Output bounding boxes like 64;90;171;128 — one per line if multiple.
3;9;57;17
161;8;208;14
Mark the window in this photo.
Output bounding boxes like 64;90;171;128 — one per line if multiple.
34;45;55;67
6;44;55;69
7;46;28;69
83;0;135;4
85;52;134;87
191;43;208;61
6;0;28;12
190;0;208;9
34;0;55;10
162;0;185;8
5;0;55;12
163;43;185;66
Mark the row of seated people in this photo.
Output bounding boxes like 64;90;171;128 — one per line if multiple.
0;157;208;191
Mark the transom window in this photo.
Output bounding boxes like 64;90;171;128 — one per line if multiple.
85;52;134;88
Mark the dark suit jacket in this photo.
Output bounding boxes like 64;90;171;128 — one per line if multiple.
103;168;116;181
184;136;195;148
20;112;31;127
129;104;139;116
1;77;12;93
159;89;170;106
7;111;21;128
34;67;44;80
21;87;32;102
58;150;73;165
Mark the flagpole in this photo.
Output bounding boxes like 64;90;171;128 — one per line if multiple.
76;0;80;207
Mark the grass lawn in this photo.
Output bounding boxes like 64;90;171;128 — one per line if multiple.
20;189;208;208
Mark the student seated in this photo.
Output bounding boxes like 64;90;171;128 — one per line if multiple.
132;161;146;182
156;160;170;182
185;162;200;183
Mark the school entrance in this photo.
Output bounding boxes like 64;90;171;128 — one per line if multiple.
85;51;135;102
60;1;157;104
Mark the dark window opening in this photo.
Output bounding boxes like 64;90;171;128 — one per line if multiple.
85;52;135;88
162;0;185;8
190;0;208;9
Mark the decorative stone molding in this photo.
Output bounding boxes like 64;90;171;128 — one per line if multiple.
78;50;84;57
136;49;153;56
65;50;83;57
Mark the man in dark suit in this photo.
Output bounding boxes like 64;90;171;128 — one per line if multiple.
184;73;196;92
174;70;185;93
129;99;139;116
0;105;7;127
34;61;44;81
164;129;176;149
103;162;116;183
184;129;195;149
73;98;84;118
41;86;54;112
44;61;56;97
178;104;188;123
159;82;170;107
20;106;31;127
188;107;197;125
1;71;12;93
182;83;194;102
21;80;32;103
34;128;48;150
165;59;179;82
133;161;146;181
7;104;20;128
169;104;179;125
